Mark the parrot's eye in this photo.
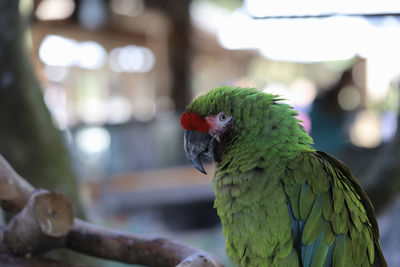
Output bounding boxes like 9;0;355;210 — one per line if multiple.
205;112;233;142
218;113;227;121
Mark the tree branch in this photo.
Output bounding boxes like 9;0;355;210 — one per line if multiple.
0;189;74;257
0;254;90;267
0;154;35;211
67;219;222;267
0;154;223;266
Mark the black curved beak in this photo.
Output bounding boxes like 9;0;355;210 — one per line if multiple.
184;130;213;174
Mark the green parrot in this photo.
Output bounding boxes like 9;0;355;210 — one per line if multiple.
180;86;387;267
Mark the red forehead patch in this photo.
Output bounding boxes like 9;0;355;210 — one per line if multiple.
180;112;210;132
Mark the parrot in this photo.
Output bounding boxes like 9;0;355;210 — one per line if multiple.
180;86;387;267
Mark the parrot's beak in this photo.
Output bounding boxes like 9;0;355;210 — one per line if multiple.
184;130;214;175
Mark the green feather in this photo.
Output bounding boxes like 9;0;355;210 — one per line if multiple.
302;196;325;245
333;185;345;213
333;235;347;267
367;237;375;264
275;237;294;259
322;192;333;221
283;183;301;220
310;237;329;267
273;248;300;266
309;161;331;194
325;223;335;246
299;183;315;221
332;213;345;234
295;171;307;184
352;238;366;265
349;224;359;240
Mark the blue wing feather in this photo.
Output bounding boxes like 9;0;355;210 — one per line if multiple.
288;201;336;267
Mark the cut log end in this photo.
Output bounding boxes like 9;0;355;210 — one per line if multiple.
33;191;74;237
2;190;75;256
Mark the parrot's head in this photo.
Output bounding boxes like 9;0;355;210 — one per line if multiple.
180;86;310;174
180;105;234;174
180;86;313;174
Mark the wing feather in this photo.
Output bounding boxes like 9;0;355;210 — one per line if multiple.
283;151;387;267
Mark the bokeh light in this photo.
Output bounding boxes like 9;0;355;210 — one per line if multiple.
338;86;360;111
109;45;155;73
107;96;132;124
289;78;317;108
111;0;145;17
75;41;107;70
132;98;156;122
43;65;69;83
39;35;77;67
75;127;111;167
350;110;381;148
36;0;75;21
39;35;107;70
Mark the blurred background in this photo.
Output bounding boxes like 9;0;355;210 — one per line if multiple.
1;0;400;266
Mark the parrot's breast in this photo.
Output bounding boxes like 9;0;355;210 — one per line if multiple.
212;169;299;266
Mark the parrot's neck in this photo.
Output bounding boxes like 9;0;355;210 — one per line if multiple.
215;102;314;176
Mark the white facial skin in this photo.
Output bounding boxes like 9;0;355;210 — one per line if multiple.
206;112;233;142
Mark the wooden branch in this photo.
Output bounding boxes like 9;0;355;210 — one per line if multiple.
0;154;224;266
0;254;90;267
0;154;35;211
66;219;223;267
0;189;74;257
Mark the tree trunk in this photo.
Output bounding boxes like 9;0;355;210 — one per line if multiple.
0;0;84;218
146;0;192;113
166;0;192;113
